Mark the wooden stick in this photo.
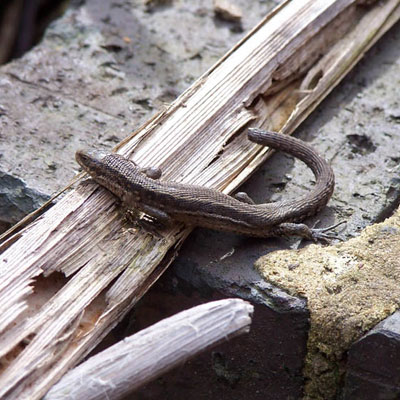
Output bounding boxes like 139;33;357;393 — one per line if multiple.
44;299;253;400
0;1;399;399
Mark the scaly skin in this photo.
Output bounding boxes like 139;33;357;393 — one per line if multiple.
76;129;337;241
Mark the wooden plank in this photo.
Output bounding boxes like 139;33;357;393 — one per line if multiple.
0;0;399;398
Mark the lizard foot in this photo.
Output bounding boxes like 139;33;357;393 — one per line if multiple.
309;220;347;243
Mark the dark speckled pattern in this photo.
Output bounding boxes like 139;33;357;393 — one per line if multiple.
76;129;335;239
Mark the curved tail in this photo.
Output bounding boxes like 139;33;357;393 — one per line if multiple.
248;128;335;221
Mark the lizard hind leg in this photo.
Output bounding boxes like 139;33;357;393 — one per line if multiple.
268;222;345;243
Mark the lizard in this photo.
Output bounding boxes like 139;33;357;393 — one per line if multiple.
75;128;340;241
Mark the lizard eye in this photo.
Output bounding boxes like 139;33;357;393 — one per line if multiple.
75;150;92;168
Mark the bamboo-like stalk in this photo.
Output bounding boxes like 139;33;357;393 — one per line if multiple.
44;299;253;400
0;0;399;398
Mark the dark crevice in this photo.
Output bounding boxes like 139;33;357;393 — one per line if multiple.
375;186;400;223
205;126;249;170
305;69;323;91
0;0;69;65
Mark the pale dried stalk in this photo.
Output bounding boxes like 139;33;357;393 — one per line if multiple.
0;1;399;399
44;299;253;400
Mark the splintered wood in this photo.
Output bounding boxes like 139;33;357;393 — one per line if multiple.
0;0;399;398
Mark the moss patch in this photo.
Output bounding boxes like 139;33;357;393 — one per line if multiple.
255;211;400;399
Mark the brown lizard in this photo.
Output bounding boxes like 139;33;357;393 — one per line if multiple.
76;128;340;241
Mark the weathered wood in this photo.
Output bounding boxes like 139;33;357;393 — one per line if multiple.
44;299;253;400
0;1;399;399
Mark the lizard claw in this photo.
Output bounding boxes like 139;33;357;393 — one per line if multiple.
310;221;347;243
